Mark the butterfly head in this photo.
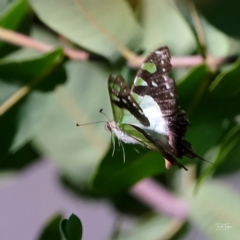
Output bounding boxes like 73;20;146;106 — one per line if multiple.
104;120;118;132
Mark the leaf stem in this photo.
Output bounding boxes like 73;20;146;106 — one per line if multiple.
0;27;238;68
130;178;188;219
0;27;89;60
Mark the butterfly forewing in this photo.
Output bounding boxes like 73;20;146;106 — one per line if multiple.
108;75;150;127
131;46;177;117
130;46;195;159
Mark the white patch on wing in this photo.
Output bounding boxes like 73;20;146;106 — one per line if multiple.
119;94;169;149
165;83;170;89
163;76;168;81
155;50;163;55
138;95;167;135
122;99;127;104
152;81;158;87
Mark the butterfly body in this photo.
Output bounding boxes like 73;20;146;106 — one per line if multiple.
106;46;203;170
105;121;141;145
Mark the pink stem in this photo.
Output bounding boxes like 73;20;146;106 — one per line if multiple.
130;179;188;219
0;27;237;67
0;27;89;60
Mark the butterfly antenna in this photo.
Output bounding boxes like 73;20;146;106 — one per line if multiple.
99;108;111;121
76;121;106;127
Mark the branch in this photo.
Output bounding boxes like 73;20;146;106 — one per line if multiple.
130;178;188;219
0;27;89;61
130;178;187;239
0;27;238;68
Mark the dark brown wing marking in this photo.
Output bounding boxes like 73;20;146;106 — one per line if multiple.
132;46;177;116
131;46;203;162
108;75;150;127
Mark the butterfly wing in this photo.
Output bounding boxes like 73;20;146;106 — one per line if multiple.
108;75;155;148
107;47;203;170
130;46;202;167
108;74;150;127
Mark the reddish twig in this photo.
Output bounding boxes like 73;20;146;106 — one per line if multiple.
0;27;238;67
130;178;188;219
0;27;89;61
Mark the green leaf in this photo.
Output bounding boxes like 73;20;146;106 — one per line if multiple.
0;49;65;158
193;0;240;40
4;24;61;61
214;124;240;176
172;0;240;56
178;64;209;109
141;0;195;55
28;0;142;60
197;124;240;185
60;214;83;240
0;0;29;53
38;213;63;240
33;61;111;188
178;63;240;161
91;145;166;195
0;0;29;29
183;181;240;240
177;64;214;157
116;214;184;240
0;142;40;170
210;58;240;97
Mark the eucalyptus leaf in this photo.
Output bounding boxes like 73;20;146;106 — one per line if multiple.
0;0;29;53
91;145;166;195
197;124;240;185
193;0;240;40
141;0;195;55
28;0;143;60
0;49;65;158
178;62;240;159
33;61;111;188
210;58;240;97
116;214;184;240
0;0;29;29
183;181;240;240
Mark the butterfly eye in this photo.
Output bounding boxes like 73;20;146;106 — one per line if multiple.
104;122;111;131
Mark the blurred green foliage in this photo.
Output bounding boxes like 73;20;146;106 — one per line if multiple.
1;0;240;239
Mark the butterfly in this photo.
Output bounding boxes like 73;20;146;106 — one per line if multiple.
105;46;203;170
